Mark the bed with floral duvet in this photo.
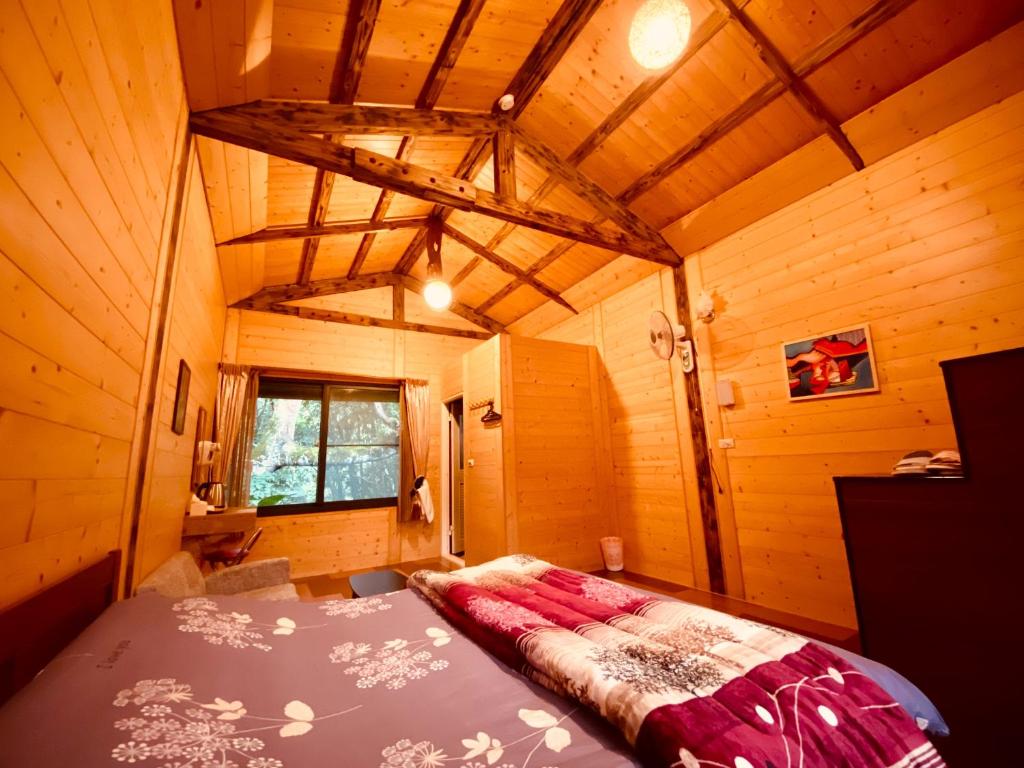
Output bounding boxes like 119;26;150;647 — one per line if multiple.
0;555;944;768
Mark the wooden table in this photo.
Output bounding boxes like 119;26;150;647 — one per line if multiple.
181;508;257;560
182;507;257;536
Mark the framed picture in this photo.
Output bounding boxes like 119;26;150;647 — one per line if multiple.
783;324;879;401
172;359;191;435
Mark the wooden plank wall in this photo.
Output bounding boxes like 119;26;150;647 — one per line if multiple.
507;336;613;572
224;310;479;576
539;275;709;588
670;21;1024;260
0;0;196;608
678;88;1024;628
462;336;506;565
173;0;271;305
513;25;1024;627
136;157;227;580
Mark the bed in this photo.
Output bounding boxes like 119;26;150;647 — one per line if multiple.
0;552;945;767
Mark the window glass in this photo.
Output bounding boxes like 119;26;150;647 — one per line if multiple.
248;378;401;514
250;391;321;506
324;387;400;502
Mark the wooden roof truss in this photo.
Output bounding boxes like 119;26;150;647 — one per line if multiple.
184;0;1020;338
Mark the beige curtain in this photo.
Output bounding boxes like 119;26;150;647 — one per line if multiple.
400;380;434;524
215;364;260;507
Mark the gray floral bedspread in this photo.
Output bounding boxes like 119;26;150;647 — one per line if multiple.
0;590;637;768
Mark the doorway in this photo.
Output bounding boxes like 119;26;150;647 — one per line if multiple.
445;398;465;558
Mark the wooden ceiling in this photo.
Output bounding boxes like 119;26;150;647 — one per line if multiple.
174;0;1023;337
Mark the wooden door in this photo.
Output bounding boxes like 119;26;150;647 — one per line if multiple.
462;337;507;564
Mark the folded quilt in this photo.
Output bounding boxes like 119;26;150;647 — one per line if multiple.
410;555;943;768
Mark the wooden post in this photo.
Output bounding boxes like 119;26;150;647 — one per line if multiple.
672;265;725;594
122;125;195;597
493;129;516;201
392;283;405;323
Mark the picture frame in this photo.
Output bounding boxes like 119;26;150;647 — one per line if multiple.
783;324;879;401
172;359;191;435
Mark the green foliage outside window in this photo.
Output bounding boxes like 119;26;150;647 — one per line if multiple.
249;381;400;510
250;397;321;506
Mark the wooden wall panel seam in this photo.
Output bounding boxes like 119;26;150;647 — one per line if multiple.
121;120;194;596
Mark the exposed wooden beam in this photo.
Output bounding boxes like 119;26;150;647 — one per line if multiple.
470;187;674;263
350;137;418;277
395;228;430;274
430;0;606;184
441;224;576;314
369;174;405;222
235;271;504;336
297;166;337;284
789;0;917;77
219;216;429;246
476;238;574;314
233;272;401;310
261;303;493;340
720;0;864;171
492;0;922;327
399;275;505;335
298;0;382;284
511;124;671;247
473;286;506;316
566;10;732;166
392;283;405;322
621;0;914;205
503;0;605;119
189;111;677;263
492;128;517;201
671;266;725;594
347;235;378;279
455;8;732;304
366;0;487;276
419;0;488;108
331;0;382;105
205;101;499;136
397;0;604;274
619;80;785;205
450;256;481;287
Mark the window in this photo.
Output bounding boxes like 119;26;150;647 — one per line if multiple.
249;378;401;515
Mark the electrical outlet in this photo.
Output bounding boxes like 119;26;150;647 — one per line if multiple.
718;438;736;449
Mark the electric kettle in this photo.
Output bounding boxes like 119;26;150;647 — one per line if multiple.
196;481;226;509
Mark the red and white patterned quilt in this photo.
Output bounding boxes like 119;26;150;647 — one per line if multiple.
410;556;944;768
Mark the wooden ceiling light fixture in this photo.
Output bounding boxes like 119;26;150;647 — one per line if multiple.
423;219;453;311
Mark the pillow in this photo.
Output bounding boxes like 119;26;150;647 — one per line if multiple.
818;641;950;736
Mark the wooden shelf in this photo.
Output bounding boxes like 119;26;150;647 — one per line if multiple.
182;508;256;537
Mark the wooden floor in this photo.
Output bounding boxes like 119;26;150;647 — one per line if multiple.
292;559;858;652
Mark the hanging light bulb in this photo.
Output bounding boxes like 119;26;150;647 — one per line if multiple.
423;278;452;311
422;219;452;311
629;0;692;70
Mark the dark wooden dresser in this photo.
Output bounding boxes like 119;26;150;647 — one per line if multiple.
834;346;1023;765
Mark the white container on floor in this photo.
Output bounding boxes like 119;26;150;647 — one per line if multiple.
600;536;624;571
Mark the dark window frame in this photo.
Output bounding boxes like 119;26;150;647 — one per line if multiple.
251;377;401;518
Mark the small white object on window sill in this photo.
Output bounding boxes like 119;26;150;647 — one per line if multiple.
189;496;208;517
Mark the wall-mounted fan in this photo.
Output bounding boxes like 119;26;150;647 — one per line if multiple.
649;310;694;372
